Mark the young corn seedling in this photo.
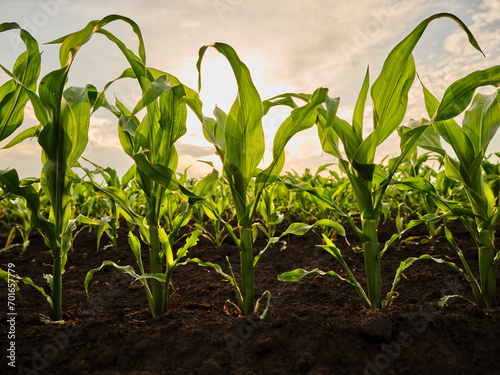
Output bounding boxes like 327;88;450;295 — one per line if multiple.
255;186;285;240
391;154;444;244
0;83;97;322
76;161;128;250
0;15;164;321
0;196;34;253
399;78;500;308
0;23;40;257
196;43;336;316
57;15;220;317
194;178;234;248
278;13;483;309
0;18;116;320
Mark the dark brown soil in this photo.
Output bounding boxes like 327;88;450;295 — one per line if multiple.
0;218;499;375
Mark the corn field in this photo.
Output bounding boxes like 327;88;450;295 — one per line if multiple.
0;13;499;375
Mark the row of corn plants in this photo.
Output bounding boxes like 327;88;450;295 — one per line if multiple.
0;13;499;322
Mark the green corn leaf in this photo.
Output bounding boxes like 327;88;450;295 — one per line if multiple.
435;66;500;122
115;100;138;156
314;163;335;176
52;15;147;82
384;254;470;307
82;174;148;242
1;125;41;149
128;231;146;274
0;169;56;246
156;84;187;166
84;260;141;294
352;67;370;140
369;13;481;165
278;178;365;239
278;268;350;284
131;75;172;116
255;87;328;194
377;121;432;208
0;268;49;298
462;91;500;155
320;111;359;161
121;164;136;189
37;64;82;243
422;82;475;168
96;215;112;250
262;92;310;114
187;258;237;288
401;117;443;157
203;106;227;159
281;219;345;237
162;70;204;123
365;54;415;164
444;155;464;184
316;119;342;160
63;86;92;166
133;152;178;191
193;168;219;197
0;23;41;143
198;42;264;217
175;230;202;260
102;66;204;124
438;295;475;307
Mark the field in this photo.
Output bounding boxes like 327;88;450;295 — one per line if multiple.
1;12;500;375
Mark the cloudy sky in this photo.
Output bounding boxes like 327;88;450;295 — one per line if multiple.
0;0;499;178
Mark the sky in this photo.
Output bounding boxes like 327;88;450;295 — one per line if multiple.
0;0;499;179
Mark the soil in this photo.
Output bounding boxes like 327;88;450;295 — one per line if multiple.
0;217;499;375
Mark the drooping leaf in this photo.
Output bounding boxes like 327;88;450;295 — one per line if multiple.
371;13;481;162
435;66;500;122
255;87;328;194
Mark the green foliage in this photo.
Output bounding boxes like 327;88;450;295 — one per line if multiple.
279;13;485;310
410;80;500;307
197;43;331;316
0;12;498;322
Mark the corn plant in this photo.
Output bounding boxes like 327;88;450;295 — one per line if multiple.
195;43;335;316
0;15;162;321
255;186;285;240
0;23;40;254
280;170;318;223
401;79;500;308
193;178;234;248
56;15;221;317
278;13;483;309
391;154;445;244
75;161;127;250
0;39;105;322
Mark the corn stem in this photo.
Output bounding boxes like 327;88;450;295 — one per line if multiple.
240;226;255;316
362;218;382;309
478;229;497;308
51;251;63;321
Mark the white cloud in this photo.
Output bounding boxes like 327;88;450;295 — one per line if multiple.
473;0;500;27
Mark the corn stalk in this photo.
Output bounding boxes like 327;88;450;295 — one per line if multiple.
279;13;483;310
197;43;329;316
410;75;500;308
